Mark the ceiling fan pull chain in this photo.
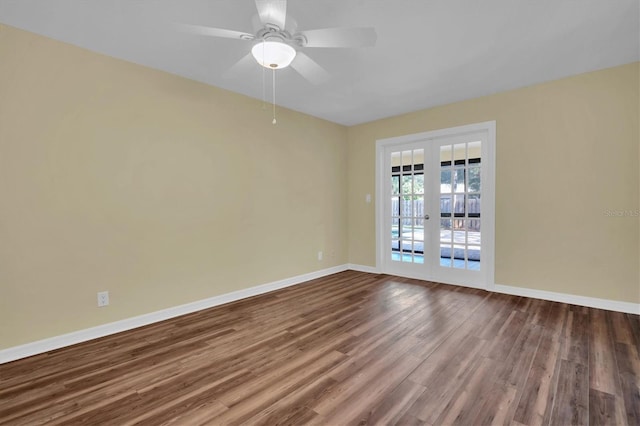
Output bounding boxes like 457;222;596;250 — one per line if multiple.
272;67;277;125
261;41;266;109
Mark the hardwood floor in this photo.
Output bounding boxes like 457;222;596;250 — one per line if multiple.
1;271;638;425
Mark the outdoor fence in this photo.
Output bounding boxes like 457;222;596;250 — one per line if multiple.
392;197;481;231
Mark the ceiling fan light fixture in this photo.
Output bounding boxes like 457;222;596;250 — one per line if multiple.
251;40;296;69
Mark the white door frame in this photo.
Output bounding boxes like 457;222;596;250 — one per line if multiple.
375;121;496;290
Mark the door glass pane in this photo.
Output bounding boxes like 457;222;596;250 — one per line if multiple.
399;239;407;253
390;147;425;264
391;175;400;195
466;219;481;245
391;218;399;239
440;145;452;162
453;143;466;162
440;219;452;243
453;245;466;269
467;194;481;216
391;151;401;167
453;224;465;245
454;168;465;192
441;169;452;190
413;149;424;165
440;245;452;267
453;194;465;216
468;246;481;262
414;174;424;194
440;194;452;215
391;197;400;217
401;199;412;217
468;166;481;192
413;238;424;255
401;175;412;194
413;195;423;220
468;141;481;159
401;150;413;167
439;140;482;271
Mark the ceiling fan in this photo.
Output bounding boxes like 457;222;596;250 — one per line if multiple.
179;0;377;85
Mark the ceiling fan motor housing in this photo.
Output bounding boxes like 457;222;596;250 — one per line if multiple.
255;25;307;47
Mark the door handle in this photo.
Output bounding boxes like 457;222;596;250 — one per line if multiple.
424;214;430;220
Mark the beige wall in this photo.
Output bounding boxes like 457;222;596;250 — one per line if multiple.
1;23;638;351
0;24;348;349
348;62;640;304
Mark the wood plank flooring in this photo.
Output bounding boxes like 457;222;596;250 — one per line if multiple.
1;271;639;425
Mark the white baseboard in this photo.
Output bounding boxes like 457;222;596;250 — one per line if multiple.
347;264;639;314
0;264;349;364
348;264;639;314
3;266;636;364
494;284;640;315
348;265;639;314
347;263;380;274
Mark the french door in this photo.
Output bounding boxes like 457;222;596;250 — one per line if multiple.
376;122;495;289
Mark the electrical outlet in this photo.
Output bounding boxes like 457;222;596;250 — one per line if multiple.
97;291;109;307
317;251;323;261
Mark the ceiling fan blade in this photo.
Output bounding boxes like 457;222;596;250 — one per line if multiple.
290;52;330;85
177;23;254;41
299;27;377;48
255;0;287;30
223;53;258;79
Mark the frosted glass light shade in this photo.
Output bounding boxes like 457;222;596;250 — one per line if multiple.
251;41;296;69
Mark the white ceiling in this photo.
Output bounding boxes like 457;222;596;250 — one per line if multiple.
1;0;638;126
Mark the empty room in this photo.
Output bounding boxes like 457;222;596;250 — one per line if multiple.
0;0;638;425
